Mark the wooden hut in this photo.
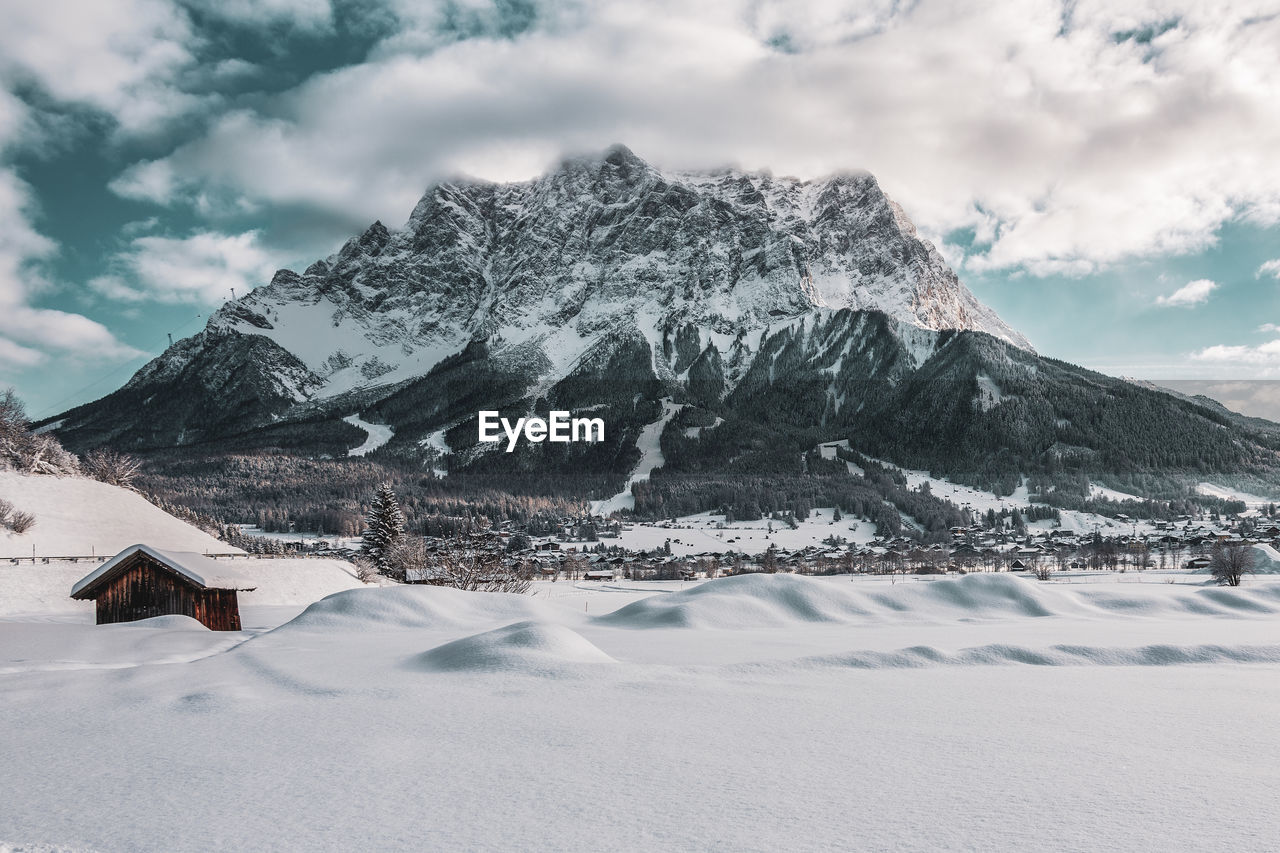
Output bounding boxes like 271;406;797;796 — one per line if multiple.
70;544;256;631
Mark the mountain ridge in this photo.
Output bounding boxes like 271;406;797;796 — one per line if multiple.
40;145;1280;507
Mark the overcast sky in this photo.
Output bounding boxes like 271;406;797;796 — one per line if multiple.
4;0;1280;418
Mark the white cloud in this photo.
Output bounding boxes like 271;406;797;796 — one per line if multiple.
1257;323;1280;334
89;230;281;305
0;337;46;368
1156;278;1218;307
0;174;143;366
0;0;205;384
102;0;1280;273
1258;259;1280;279
0;0;200;135
1193;339;1280;366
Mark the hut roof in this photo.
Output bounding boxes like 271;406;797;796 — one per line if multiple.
71;544;257;599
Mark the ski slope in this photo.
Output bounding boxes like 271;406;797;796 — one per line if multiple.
342;414;394;456
592;398;683;514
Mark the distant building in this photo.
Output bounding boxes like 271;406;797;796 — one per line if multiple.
70;544;255;631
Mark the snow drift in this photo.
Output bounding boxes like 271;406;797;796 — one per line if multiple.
599;572;1280;631
278;585;550;632
413;620;616;674
793;642;1280;670
599;573;877;629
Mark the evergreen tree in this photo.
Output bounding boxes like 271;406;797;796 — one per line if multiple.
362;483;406;573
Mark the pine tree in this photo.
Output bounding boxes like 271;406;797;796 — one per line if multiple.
362;483;406;574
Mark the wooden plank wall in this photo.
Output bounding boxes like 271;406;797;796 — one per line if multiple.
93;554;242;631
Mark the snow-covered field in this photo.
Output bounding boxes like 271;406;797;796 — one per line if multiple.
608;508;874;555
4;570;1280;851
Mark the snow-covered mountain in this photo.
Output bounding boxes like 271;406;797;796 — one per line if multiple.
186;143;1027;403
50;145;1033;456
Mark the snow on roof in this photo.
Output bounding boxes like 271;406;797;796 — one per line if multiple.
70;544;257;598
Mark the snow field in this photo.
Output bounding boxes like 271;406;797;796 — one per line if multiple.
5;572;1280;851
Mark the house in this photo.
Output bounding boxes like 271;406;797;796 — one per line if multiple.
405;567;449;585
70;544;255;631
584;568;617;581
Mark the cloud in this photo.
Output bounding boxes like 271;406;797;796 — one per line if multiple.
1258;323;1280;334
0;0;200;135
0;174;143;366
1259;259;1280;279
99;0;1280;274
185;0;333;31
1156;278;1218;307
0;337;46;368
0;0;204;385
89;230;281;305
1193;340;1280;366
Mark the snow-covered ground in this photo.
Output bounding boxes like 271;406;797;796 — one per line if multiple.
3;571;1280;851
0;471;234;558
0;556;366;619
419;427;450;476
1197;481;1274;508
864;459;1171;536
605;508;874;555
342;414;394;456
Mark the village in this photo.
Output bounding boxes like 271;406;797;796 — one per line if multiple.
234;504;1279;584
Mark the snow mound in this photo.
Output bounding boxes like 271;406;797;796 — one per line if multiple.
599;573;1280;631
278;585;545;632
1249;544;1280;574
805;643;1280;669
883;572;1057;619
600;572;1060;630
599;573;875;629
413;621;615;673
107;614;208;631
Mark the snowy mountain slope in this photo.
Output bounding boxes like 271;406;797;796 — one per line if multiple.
0;470;234;558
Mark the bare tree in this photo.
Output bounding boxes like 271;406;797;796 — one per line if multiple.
81;448;143;489
388;537;533;593
0;498;35;533
1210;542;1256;587
351;554;380;583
